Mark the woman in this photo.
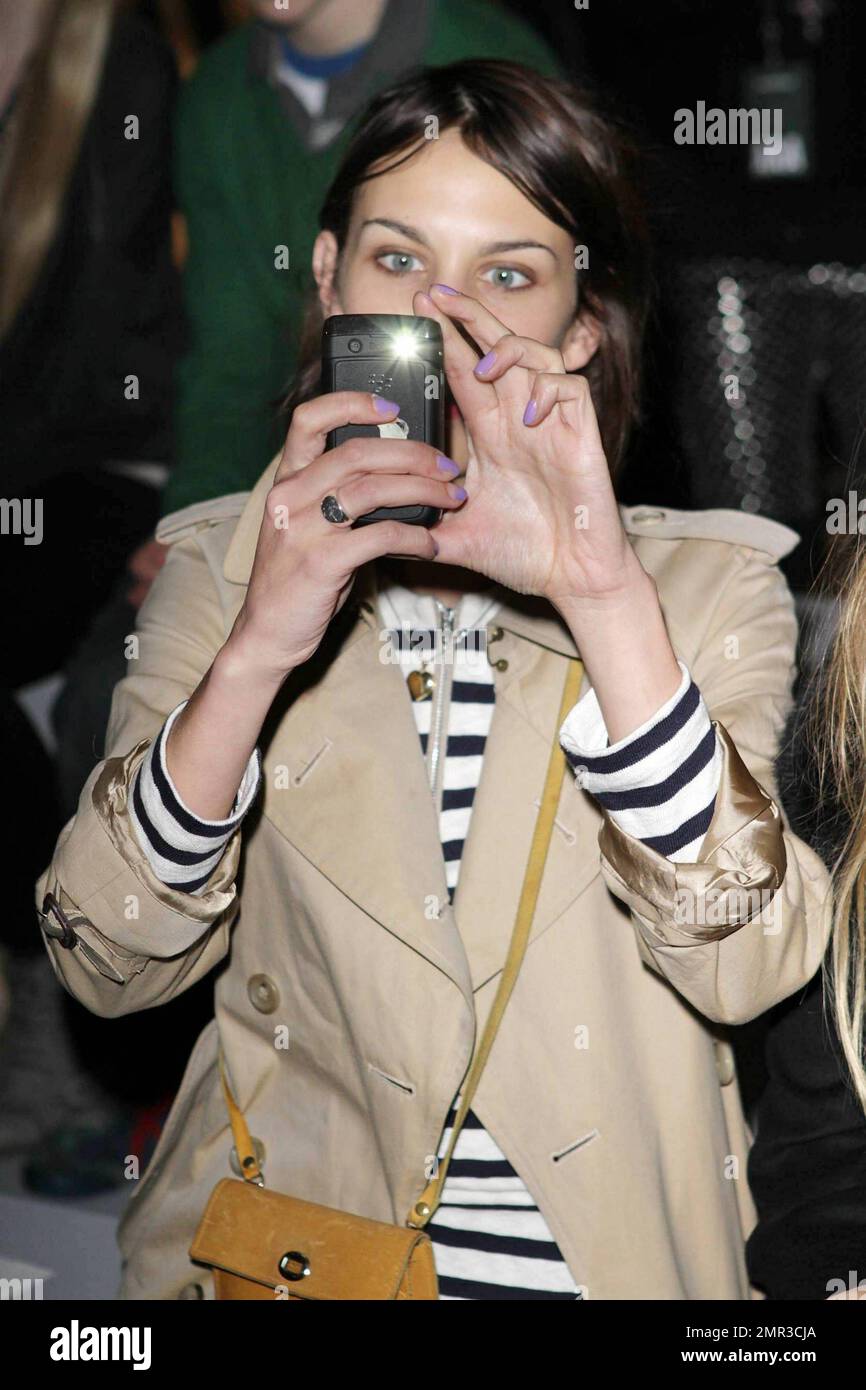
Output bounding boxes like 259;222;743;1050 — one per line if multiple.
746;538;866;1300
0;0;182;1167
36;60;830;1301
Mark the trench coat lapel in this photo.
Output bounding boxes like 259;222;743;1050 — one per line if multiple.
222;460;474;1007
450;599;604;992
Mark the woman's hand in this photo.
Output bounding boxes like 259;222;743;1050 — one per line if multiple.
415;284;683;740
126;537;168;610
225;390;465;681
414;284;638;605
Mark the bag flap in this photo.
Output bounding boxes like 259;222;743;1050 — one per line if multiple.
189;1179;434;1300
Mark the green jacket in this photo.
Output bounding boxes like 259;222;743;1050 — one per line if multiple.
166;3;561;512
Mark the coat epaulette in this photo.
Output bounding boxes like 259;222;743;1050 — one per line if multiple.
155;492;250;546
619;504;800;562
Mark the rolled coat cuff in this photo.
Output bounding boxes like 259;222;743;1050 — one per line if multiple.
129;699;262;895
596;720;787;945
41;738;243;977
559;659;721;862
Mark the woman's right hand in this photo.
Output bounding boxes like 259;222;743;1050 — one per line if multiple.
224;391;466;680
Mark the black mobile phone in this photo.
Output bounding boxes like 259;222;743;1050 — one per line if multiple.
320;313;445;529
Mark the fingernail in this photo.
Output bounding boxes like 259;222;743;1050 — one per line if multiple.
431;283;460;296
431;537;440;556
436;454;460;476
447;484;468;501
374;396;400;414
475;351;497;376
523;398;538;426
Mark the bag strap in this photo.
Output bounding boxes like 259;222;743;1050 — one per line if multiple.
219;1052;265;1185
405;656;584;1228
219;656;585;1210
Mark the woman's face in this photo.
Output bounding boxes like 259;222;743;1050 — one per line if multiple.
313;128;600;371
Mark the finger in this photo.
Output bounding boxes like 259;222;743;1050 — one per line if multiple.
288;436;462;510
522;372;604;452
339;518;442;569
413;289;496;423
427;283;516;356
332;472;468;524
276;391;402;479
269;437;464;530
473;334;566;387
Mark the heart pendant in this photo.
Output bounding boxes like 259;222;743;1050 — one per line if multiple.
407;668;435;702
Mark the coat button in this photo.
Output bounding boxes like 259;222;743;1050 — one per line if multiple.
248;974;280;1014
631;508;665;524
178;1282;204;1299
715;1040;736;1086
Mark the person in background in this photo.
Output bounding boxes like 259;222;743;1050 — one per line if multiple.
0;0;184;1180
747;537;866;1301
746;968;866;1299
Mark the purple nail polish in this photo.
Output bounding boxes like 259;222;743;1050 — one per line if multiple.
431;283;460;295
475;351;497;376
448;485;468;501
374;396;400;415
436;454;460;476
523;399;539;426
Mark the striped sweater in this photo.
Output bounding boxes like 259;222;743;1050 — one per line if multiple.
128;576;722;1299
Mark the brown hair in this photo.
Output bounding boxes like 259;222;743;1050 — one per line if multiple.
0;0;116;338
283;59;652;473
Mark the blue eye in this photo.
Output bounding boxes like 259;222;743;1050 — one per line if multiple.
483;266;532;289
377;252;424;274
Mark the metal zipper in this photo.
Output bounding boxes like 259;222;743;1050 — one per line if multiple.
426;599;495;800
428;599;456;802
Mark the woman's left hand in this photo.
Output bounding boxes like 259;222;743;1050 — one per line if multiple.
414;284;638;605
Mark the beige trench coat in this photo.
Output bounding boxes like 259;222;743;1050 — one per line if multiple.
36;456;831;1300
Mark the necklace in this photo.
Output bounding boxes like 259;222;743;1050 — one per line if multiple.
407;666;435;701
407;661;436;702
407;602;453;703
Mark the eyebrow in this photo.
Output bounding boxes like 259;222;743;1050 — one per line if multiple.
359;218;558;260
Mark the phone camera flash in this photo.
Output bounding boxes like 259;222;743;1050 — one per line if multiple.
390;330;419;359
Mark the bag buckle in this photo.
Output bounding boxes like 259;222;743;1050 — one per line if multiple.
230;1136;266;1186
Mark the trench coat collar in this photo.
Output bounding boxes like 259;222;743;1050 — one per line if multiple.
222;457;604;1008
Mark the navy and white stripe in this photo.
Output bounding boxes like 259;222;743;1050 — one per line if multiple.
128;699;261;894
379;582;586;1299
422;1110;586;1299
559;658;721;862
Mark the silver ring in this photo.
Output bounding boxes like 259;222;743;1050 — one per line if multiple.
321;494;351;525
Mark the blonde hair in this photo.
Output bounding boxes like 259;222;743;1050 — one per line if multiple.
0;0;116;337
814;527;866;1110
